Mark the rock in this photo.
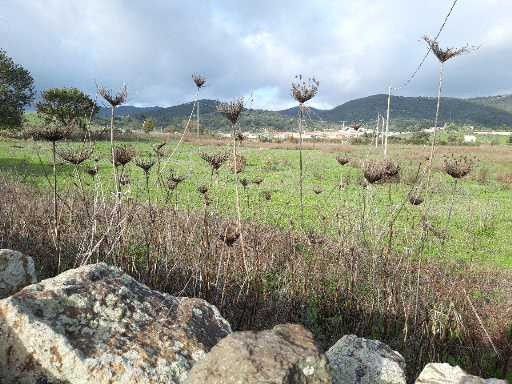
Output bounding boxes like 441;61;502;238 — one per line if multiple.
326;334;406;384
0;262;231;384
0;249;37;299
185;323;332;384
415;363;507;384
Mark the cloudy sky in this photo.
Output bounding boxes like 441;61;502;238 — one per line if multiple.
1;0;511;110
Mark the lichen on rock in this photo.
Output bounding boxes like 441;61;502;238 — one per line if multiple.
0;249;37;299
0;262;231;383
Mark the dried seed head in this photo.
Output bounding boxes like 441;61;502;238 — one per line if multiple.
408;194;424;206
219;223;240;247
153;142;167;157
171;174;186;184
135;157;155;174
235;132;246;142
197;185;208;194
313;186;323;195
119;174;131;186
229;154;246;174
86;167;98;177
252;177;263;186
262;190;272;201
240;178;249;188
291;75;319;104
443;154;474;179
58;146;92;165
192;74;207;89
200;151;229;173
423;36;471;63
98;84;128;107
113;145;136;167
363;159;400;184
167;180;178;191
30;124;72;142
336;154;350;166
217;98;244;125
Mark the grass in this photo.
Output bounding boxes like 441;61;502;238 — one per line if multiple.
0;137;511;269
0;134;511;380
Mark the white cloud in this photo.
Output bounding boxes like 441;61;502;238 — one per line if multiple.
1;0;512;109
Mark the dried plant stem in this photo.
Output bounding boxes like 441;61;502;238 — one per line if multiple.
384;86;391;157
446;178;458;227
51;141;61;272
231;124;248;273
298;104;305;224
109;106;120;198
428;62;445;181
196;89;200;136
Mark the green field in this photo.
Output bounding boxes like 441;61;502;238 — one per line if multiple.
1;137;511;269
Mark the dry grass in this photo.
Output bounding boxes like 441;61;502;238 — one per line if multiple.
0;176;510;380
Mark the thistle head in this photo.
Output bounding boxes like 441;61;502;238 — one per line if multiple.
423;36;471;63
443;154;475;179
113;145;136;167
153;142;167;157
30;123;72;142
192;74;207;89
200;151;229;173
58;146;92;165
336;154;350;166
97;84;128;107
363;159;400;184
217;98;244;125
135;157;155;174
219;223;240;247
291;74;319;104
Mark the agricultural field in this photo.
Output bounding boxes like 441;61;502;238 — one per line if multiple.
1;136;511;270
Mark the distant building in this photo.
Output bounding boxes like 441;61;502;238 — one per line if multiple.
464;135;477;143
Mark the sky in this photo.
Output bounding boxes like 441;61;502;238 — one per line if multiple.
1;0;512;110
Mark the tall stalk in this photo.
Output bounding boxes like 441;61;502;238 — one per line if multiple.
384;86;391;157
109;106;119;197
51;141;61;271
97;84;128;198
298;104;305;222
429;62;444;168
291;75;319;227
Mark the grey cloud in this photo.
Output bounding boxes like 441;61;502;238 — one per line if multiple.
1;0;511;109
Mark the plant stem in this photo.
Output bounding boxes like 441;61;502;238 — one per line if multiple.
110;106;119;199
427;62;444;188
384;86;391;157
298;104;305;225
52;141;60;272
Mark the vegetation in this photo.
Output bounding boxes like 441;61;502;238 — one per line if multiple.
36;87;98;127
0;49;35;129
0;135;511;381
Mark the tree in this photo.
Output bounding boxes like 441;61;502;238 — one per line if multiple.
142;118;155;134
37;87;98;127
0;49;35;128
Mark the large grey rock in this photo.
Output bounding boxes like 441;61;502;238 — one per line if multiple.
415;363;507;384
0;249;37;298
326;334;406;384
185;323;332;383
0;262;231;384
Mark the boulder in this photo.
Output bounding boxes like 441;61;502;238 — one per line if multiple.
0;249;37;298
185;323;332;383
326;334;406;384
0;262;231;384
415;363;507;384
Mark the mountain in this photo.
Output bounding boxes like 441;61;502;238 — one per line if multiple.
96;95;512;132
469;95;512;114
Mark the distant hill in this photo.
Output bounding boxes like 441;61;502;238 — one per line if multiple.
96;94;512;132
469;95;512;114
